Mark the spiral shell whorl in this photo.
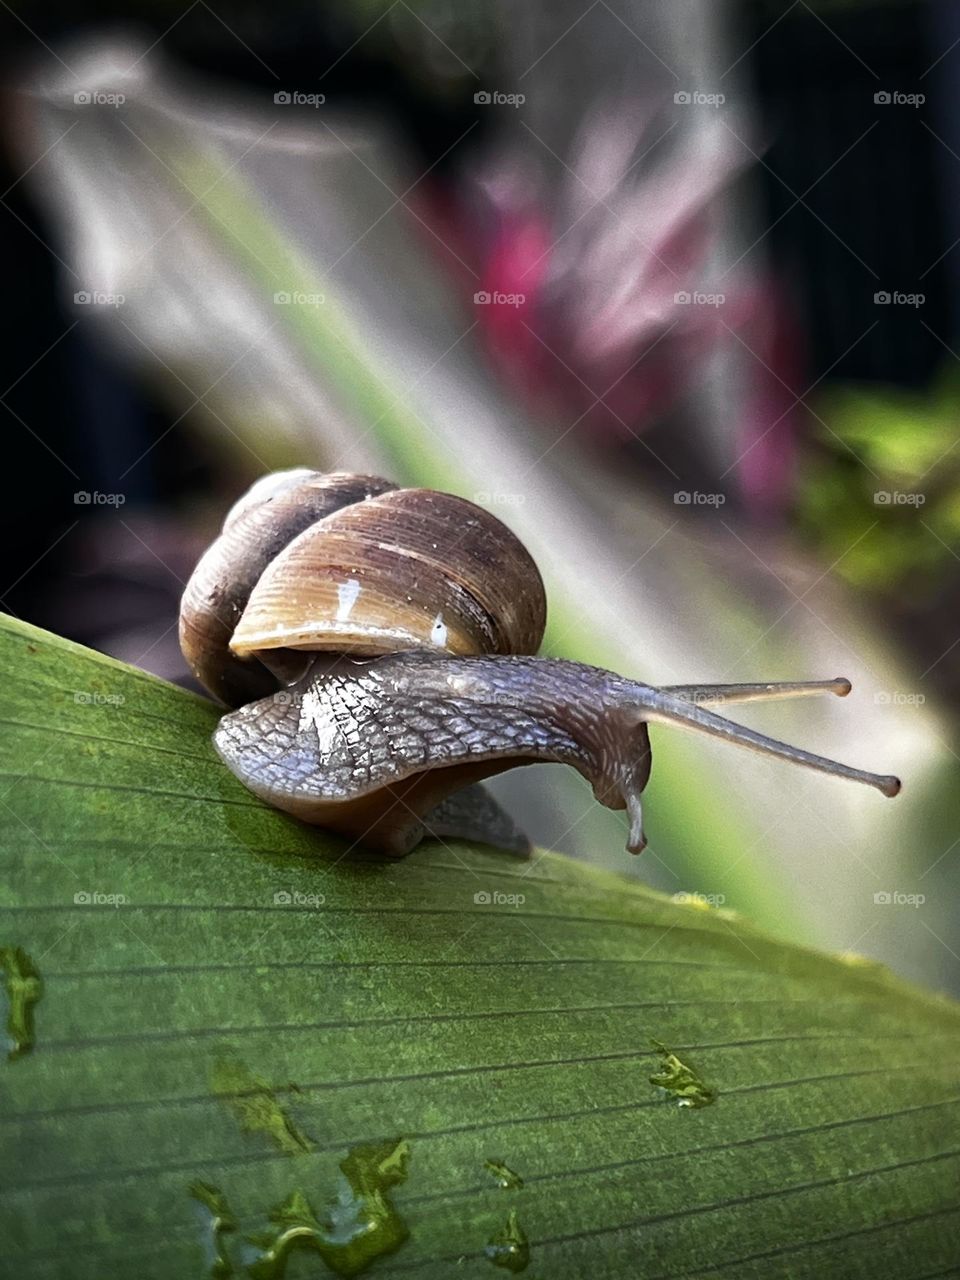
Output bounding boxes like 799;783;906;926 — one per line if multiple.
179;471;397;706
179;472;547;707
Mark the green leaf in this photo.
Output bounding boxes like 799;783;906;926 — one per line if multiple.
1;612;959;1278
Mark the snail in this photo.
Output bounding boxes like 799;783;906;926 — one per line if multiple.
179;469;901;857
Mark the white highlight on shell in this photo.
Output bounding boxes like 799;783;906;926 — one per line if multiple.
336;578;362;622
431;613;448;647
298;686;340;755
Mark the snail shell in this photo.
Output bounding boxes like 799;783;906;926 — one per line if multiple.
180;470;546;707
179;470;548;853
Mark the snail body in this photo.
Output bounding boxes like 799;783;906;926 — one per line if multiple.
180;470;900;857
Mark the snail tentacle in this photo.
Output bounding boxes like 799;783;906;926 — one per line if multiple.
642;689;901;797
662;678;851;705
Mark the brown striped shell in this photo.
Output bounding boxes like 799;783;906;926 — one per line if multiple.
179;470;547;708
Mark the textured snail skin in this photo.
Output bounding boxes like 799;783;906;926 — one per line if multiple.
214;652;652;857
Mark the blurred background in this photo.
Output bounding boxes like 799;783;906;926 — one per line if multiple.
2;0;959;994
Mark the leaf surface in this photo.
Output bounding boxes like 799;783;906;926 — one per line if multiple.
1;614;958;1278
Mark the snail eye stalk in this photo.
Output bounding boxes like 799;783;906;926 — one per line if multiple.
643;686;901;799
